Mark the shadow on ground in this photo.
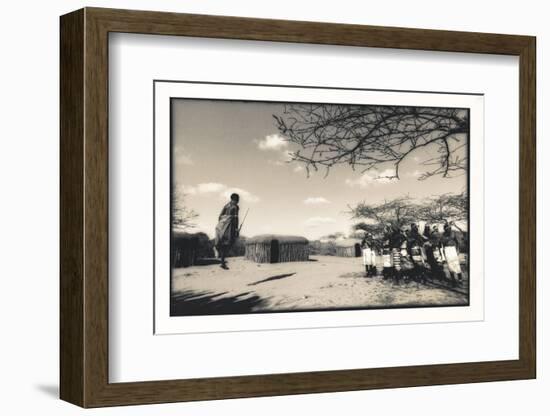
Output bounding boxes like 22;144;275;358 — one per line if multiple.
248;273;296;286
171;290;268;316
193;258;222;266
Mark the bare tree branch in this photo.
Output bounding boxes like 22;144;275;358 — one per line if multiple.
417;192;468;226
273;104;468;179
172;190;199;231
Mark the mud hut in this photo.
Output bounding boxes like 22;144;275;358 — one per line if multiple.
334;238;363;257
172;232;214;268
245;234;309;263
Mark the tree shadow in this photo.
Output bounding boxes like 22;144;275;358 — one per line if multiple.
171;290;268;316
423;277;468;296
248;273;296;286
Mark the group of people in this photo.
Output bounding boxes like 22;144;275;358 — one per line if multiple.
214;193;465;285
360;222;465;286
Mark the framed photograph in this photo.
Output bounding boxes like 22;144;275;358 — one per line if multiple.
60;7;536;407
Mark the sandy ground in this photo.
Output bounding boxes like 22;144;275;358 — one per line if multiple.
171;255;468;316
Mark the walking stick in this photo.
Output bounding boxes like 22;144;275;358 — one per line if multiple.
238;208;249;234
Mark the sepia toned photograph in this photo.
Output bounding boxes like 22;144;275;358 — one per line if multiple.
169;94;470;317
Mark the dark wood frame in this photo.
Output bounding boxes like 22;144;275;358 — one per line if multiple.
60;7;536;408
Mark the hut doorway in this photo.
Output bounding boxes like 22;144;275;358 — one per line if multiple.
270;239;280;263
354;243;361;257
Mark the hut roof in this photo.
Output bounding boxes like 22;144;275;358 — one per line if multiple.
334;238;362;247
246;234;309;244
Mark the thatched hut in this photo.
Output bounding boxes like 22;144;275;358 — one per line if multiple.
172;232;215;268
245;234;309;263
334;238;362;257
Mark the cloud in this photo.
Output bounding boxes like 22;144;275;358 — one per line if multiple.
304;197;330;205
198;182;227;193
345;169;398;188
256;134;289;151
182;183;259;203
221;187;260;203
257;134;294;168
304;217;336;228
293;165;305;173
188;182;226;194
180;184;198;195
174;146;194;165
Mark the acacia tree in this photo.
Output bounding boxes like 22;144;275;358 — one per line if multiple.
351;222;385;236
350;193;467;232
273;104;468;179
417;192;467;228
320;232;347;240
349;196;421;229
172;190;199;231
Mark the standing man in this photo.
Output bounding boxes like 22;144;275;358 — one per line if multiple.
428;224;445;280
440;223;463;286
361;233;377;278
381;225;393;280
408;223;427;282
388;225;406;284
215;193;240;269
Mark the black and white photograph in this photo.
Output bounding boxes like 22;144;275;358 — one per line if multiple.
169;92;470;317
3;1;540;412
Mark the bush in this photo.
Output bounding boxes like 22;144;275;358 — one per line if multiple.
172;231;215;268
309;240;336;256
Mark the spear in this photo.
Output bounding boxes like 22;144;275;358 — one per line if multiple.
238;208;250;234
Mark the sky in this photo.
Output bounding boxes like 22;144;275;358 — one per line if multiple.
171;99;467;240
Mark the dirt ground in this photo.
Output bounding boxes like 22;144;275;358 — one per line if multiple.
171;255;468;316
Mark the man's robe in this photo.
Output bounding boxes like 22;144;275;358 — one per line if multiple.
215;202;239;249
361;238;377;266
441;231;462;274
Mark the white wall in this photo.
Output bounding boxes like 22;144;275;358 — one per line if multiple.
0;0;545;414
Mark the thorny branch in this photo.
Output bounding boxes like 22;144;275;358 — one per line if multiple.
273;104;468;180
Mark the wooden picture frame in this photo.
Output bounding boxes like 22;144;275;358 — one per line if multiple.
60;7;536;408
